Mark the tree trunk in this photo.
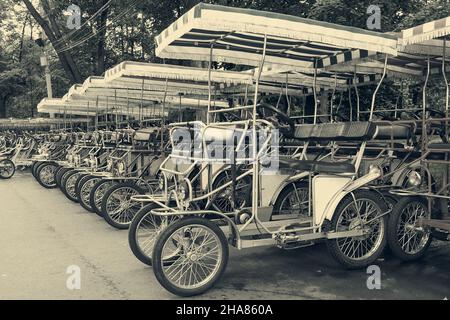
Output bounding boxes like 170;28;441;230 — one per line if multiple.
96;0;109;75
19;14;28;62
22;0;82;83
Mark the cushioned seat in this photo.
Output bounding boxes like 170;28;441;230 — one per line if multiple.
313;161;355;174
374;123;412;140
278;158;316;171
428;143;450;151
278;158;355;174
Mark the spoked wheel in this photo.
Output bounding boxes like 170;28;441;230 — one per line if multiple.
55;167;72;188
387;197;432;261
129;203;179;266
76;175;101;212
101;182;145;229
0;159;15;179
59;169;76;192
62;171;83;202
31;161;43;179
272;182;309;219
211;171;251;213
36;162;58;188
90;179;116;217
152;217;229;297
327;191;388;269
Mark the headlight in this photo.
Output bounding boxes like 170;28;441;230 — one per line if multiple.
67;154;73;163
407;170;422;187
117;161;125;175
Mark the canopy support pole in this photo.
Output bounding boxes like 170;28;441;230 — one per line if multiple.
87;101;90;132
106;96;109;129
126;88;130;128
353;70;360;121
285;73;291;116
313;59;318;124
161;77;168;151
249;34;267;227
207;44;214;125
370;54;388;121
140;78;145;128
95;96;99;131
442;39;449;217
115;89;118;129
330;73;337;123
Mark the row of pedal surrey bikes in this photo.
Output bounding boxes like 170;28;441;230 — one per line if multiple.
1;4;450;296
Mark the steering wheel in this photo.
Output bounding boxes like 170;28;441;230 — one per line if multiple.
256;103;295;138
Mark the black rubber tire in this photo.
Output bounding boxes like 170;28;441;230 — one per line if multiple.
152;217;229;297
35;162;58;188
101;182;145;229
76;175;101;212
56;167;73;189
128;203;166;266
31;161;41;179
327;190;388;269
0;159;15;179
89;179;116;217
32;162;47;180
387;196;432;262
61;170;82;202
74;173;89;196
53;165;65;186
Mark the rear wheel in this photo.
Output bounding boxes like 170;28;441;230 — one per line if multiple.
77;175;101;212
62;170;83;202
128;203;179;266
152;217;229;297
36;162;58;188
211;171;251;213
31;161;42;178
59;169;75;192
387;196;432;261
272;182;309;219
89;179;116;217
0;159;15;179
327;191;387;269
101;182;145;229
55;167;72;188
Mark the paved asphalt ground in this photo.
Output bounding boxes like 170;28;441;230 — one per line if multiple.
0;171;449;300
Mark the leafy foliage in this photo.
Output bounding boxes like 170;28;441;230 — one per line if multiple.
0;0;448;118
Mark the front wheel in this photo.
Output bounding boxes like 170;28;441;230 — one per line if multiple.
36;162;58;188
327;191;388;269
0;159;15;179
77;175;101;212
101;182;145;229
90;179;116;217
387;196;432;261
62;170;83;202
152;217;229;297
128;203;179;266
